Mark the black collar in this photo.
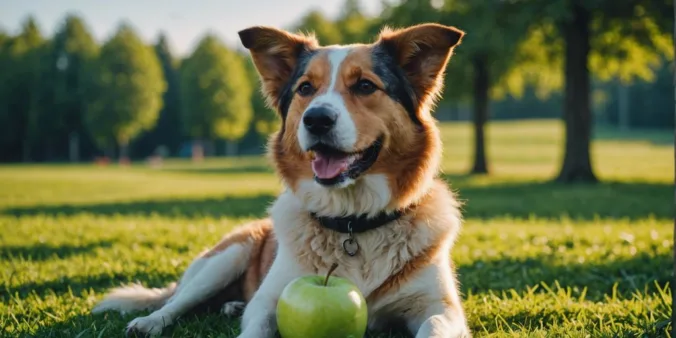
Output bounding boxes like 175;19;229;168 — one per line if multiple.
310;209;405;234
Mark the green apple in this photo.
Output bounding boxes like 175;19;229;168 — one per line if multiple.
276;263;368;338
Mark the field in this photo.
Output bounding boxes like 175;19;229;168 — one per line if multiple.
0;119;673;337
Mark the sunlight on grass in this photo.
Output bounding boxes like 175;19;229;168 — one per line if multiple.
0;120;672;337
438;119;672;182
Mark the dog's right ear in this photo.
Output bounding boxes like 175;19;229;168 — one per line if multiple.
239;26;318;111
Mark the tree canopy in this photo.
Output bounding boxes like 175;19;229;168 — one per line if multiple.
521;0;674;182
131;33;184;157
334;0;373;44
41;13;99;161
1;16;46;161
0;29;14;161
84;23;165;155
47;14;99;129
513;0;673;93
379;0;540;174
294;0;374;46
179;34;253;142
294;10;343;45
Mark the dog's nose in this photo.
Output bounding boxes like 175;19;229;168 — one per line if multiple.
303;107;337;136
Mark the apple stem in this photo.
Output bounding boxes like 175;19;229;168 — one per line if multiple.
324;263;339;286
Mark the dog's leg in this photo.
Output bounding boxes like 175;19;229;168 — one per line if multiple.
126;243;251;336
406;291;470;338
411;308;470;338
237;248;304;338
92;252;210;317
405;292;469;338
401;261;470;338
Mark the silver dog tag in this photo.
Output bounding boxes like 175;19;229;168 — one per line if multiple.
343;222;359;256
343;238;359;256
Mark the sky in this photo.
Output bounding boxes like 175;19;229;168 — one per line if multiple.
0;0;383;57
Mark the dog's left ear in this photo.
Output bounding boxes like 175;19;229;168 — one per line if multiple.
239;26;319;112
377;23;465;106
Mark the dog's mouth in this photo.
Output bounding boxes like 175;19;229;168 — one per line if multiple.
308;136;384;186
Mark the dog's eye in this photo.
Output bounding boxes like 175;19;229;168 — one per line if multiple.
353;79;377;95
296;81;315;97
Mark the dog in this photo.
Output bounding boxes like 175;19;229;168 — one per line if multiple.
92;22;469;338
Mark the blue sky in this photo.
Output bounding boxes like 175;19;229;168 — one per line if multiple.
0;0;383;56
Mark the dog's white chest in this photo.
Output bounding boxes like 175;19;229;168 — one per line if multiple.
323;229;418;297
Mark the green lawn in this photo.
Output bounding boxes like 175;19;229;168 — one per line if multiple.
0;119;673;337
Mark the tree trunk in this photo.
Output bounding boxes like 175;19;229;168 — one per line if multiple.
22;142;31;163
470;56;490;174
617;83;630;131
119;140;130;166
22;108;34;162
69;131;80;163
192;139;204;162
45;139;54;162
555;2;598;183
104;144;115;159
225;140;238;157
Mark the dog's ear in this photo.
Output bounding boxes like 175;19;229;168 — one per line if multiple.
239;26;319;111
376;23;465;106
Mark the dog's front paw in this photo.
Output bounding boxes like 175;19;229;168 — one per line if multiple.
126;313;171;337
415;314;470;338
222;301;246;317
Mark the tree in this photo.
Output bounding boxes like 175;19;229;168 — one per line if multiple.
131;33;183;157
1;16;46;162
527;0;673;183
293;10;343;45
293;1;375;46
84;23;165;163
0;30;14;161
44;13;98;162
446;0;542;175
335;0;374;44
381;0;539;174
179;34;253;158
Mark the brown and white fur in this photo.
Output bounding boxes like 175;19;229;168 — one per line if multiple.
92;23;469;338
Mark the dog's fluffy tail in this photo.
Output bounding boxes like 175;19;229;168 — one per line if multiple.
91;282;177;314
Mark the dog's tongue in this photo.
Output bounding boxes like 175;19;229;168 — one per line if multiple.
312;153;349;179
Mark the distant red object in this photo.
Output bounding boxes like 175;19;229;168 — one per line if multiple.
94;157;110;166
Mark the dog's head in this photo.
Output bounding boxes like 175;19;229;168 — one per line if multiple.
239;23;464;216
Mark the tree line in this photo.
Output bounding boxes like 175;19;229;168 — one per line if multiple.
0;15;270;164
0;0;672;184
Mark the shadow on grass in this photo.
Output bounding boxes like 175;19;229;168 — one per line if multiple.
2;177;670;221
2;194;276;219
1;270;181;301
457;251;672;301
0;240;114;262
5;246;670;337
21;312;243;338
442;174;672;221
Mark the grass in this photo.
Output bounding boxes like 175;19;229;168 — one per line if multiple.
0;119;673;337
